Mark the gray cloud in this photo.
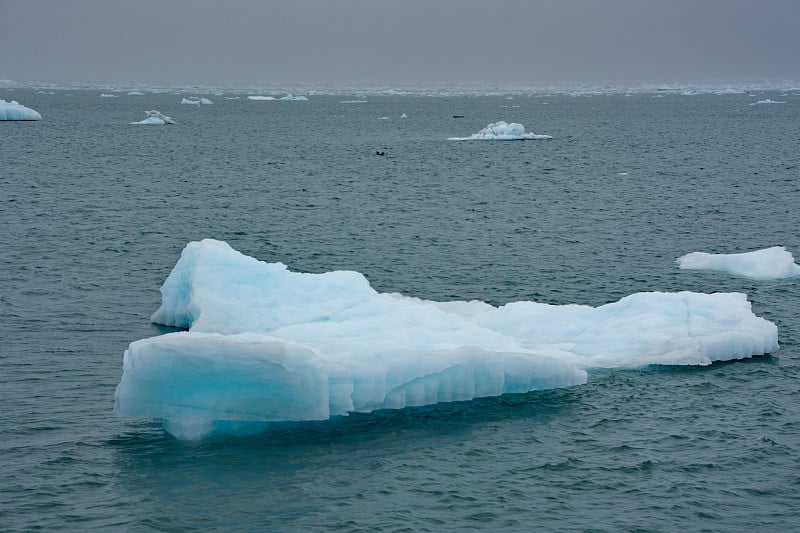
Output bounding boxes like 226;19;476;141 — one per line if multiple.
1;0;798;85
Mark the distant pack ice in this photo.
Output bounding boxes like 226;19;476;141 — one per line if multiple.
115;239;778;439
0;99;42;120
677;246;800;280
449;121;552;141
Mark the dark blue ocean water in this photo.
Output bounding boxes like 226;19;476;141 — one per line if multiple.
2;88;800;531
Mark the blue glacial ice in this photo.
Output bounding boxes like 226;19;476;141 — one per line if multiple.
128;110;175;125
677;246;800;280
0;99;42;120
448;121;552;141
115;239;778;439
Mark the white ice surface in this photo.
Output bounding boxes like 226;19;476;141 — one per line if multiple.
181;97;213;105
751;99;786;105
279;94;308;101
115;239;778;438
449;121;553;141
247;95;276;101
677;246;800;280
0;99;42;120
129;110;175;125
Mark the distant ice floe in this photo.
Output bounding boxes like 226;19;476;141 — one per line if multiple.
750;99;786;105
129;110;175;125
677;246;800;280
100;93;117;98
115;239;778;439
279;94;308;101
340;99;368;104
248;95;276;101
0;99;42;120
181;97;213;105
449;121;553;141
128;91;145;96
400;112;408;118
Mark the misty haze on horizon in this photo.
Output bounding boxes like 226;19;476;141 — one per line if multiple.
1;0;798;87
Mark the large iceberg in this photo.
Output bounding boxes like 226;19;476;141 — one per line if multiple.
449;121;553;141
677;246;800;280
129;110;175;125
115;240;778;439
0;99;42;120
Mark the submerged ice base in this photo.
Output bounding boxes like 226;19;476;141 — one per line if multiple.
115;239;779;439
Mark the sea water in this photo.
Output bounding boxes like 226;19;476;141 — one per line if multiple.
2;88;799;531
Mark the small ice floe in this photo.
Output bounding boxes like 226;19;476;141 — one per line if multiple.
247;95;275;101
0;99;42;120
128;91;145;96
181;97;213;105
448;121;552;141
400;112;408;118
279;94;308;101
100;93;118;98
129;110;175;125
378;116;389;120
616;172;629;176
677;246;800;280
750;99;786;105
340;99;367;104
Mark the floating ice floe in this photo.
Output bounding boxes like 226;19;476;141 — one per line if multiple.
181;97;213;105
128;91;145;96
129;110;175;125
449;121;553;141
750;99;786;105
340;99;367;104
400;112;408;118
279;94;308;101
677;246;800;280
100;93;117;98
0;99;42;120
115;239;779;439
248;95;276;101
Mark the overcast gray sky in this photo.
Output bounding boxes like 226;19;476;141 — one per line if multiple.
1;0;798;85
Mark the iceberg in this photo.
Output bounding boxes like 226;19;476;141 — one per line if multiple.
128;110;175;125
449;121;553;141
115;239;778;439
677;246;800;280
181;97;213;105
0;99;42;120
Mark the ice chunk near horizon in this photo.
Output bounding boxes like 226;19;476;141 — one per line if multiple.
129;110;175;125
677;246;800;280
279;94;308;101
750;99;786;105
0;99;42;120
181;97;213;105
128;91;145;96
115;239;779;439
100;93;117;98
401;112;408;118
449;121;553;141
248;95;276;101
